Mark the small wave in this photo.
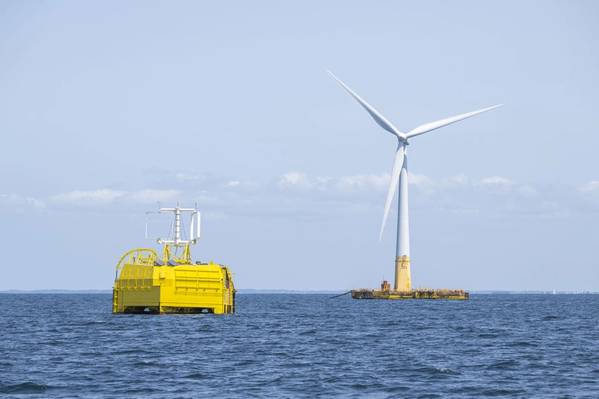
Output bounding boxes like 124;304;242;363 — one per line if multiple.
451;386;525;396
413;394;442;399
131;360;161;367
0;382;49;394
80;352;103;357
486;359;519;370
542;315;561;321
270;351;292;359
481;388;526;396
451;325;473;332
45;340;66;347
350;382;370;390
118;387;161;394
268;375;285;384
412;366;461;377
119;349;146;355
435;367;460;375
510;340;538;348
383;385;411;394
322;376;340;384
77;320;107;327
235;358;257;366
478;332;501;338
281;361;311;369
183;372;207;380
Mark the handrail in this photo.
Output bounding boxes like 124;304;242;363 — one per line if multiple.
114;248;158;280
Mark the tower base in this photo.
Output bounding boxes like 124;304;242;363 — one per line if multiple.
351;288;469;300
394;255;412;291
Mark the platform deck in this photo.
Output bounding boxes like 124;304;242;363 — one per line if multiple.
351;288;469;300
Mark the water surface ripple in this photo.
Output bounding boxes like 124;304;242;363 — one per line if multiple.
1;294;598;398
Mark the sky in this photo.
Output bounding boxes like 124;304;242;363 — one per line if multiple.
1;0;598;291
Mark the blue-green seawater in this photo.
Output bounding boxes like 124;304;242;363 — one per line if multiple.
0;294;598;398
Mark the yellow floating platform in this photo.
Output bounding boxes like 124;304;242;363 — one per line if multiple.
112;248;235;314
351;288;469;300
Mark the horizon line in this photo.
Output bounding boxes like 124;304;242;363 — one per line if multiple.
1;289;598;295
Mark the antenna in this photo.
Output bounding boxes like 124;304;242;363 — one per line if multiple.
189;211;201;243
144;210;160;240
156;204;201;247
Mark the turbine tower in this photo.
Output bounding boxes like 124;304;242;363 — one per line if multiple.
329;71;501;291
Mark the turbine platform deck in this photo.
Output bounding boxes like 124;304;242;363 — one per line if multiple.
351;288;469;300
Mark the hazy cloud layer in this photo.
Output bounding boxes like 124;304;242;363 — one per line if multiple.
579;180;599;193
0;193;46;212
48;188;181;206
3;172;598;219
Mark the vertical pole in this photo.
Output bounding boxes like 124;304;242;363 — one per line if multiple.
395;151;412;291
190;212;195;241
174;207;181;245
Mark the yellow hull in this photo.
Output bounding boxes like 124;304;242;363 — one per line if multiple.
112;249;235;314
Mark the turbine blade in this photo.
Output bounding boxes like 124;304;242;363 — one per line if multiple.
327;70;405;139
406;104;503;139
380;145;405;240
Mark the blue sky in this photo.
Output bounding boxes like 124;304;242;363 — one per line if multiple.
1;1;598;291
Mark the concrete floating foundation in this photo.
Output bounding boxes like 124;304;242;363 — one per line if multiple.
351;288;469;300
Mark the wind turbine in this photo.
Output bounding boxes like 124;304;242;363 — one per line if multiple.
329;71;501;291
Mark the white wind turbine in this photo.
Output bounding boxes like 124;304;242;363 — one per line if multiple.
329;71;501;291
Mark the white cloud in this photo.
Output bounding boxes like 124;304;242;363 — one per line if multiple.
222;179;260;191
314;176;333;188
278;171;389;193
175;173;203;183
517;185;538;197
0;193;46;211
408;173;437;193
480;176;514;188
50;189;125;205
27;197;46;209
278;172;313;190
128;189;180;204
50;188;180;205
335;174;388;192
579;180;599;193
25;172;594;219
447;174;469;186
276;171;519;195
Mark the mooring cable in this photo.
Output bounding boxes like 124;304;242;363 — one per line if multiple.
329;290;351;299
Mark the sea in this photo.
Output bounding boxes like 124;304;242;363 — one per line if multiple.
0;293;598;398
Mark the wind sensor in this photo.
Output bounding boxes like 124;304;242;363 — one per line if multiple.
155;205;201;247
